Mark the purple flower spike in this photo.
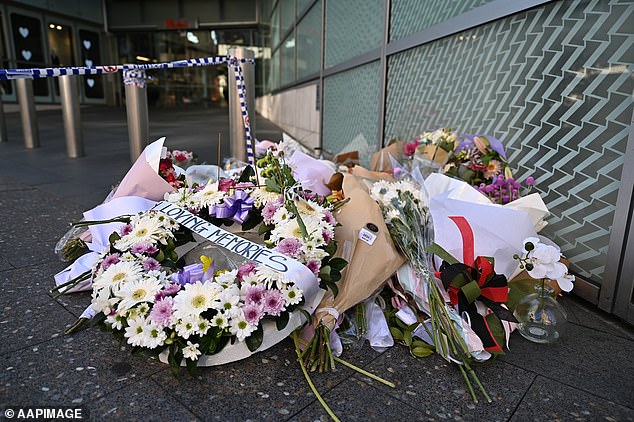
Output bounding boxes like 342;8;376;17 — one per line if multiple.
526;176;535;186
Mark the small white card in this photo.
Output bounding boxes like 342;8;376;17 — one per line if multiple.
359;227;377;245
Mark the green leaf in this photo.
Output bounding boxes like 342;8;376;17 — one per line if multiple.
155;250;165;262
389;327;404;341
319;266;332;282
238;165;255;183
241;212;263;231
403;330;413;346
108;232;121;244
265;177;281;193
185;357;198;376
245;324;264;352
326;280;339;298
329;269;342;283
485;313;506;355
276;312;290;331
411;346;434;357
299;308;313;326
328;257;348;271
258;222;274;236
426;243;459;265
324;241;337;256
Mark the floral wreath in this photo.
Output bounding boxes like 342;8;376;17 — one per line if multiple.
84;153;346;374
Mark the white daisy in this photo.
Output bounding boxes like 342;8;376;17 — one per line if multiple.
116;278;162;311
105;312;126;330
195;317;211;336
183;341;202;361
295;199;327;218
251;188;282;207
269;218;303;243
229;312;256;342
175;315;199;339
282;285;303;306
215;287;241;313
210;312;230;329
193;181;224;209
173;281;221;319
141;320;167;349
214;269;238;287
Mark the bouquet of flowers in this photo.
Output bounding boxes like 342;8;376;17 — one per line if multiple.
370;178;492;402
444;134;510;186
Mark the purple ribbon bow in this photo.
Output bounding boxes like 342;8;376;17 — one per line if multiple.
213;190;255;224
170;262;214;285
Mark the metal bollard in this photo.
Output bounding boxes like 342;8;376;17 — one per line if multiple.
228;47;255;162
0;93;7;143
124;77;149;163
59;75;84;157
16;78;39;148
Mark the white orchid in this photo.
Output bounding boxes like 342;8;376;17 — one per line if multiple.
519;237;574;292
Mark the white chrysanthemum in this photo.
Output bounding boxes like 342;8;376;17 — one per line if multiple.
229;312;256;342
175;314;199;339
173;281;221;319
164;188;196;209
214;269;238;287
195;317;211;336
117;215;164;248
215;287;241;313
91;287;120;314
251;188;282;207
210;312;230;329
255;265;283;288
124;316;165;348
137;302;150;316
386;209;401;222
282;285;303;306
272;206;292;225
183;341;202;361
93;260;144;293
105;312;126;330
269;218;303;243
193;181;225;209
295;199;327;218
116;278;162;312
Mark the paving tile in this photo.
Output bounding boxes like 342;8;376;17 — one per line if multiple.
0;176;34;192
499;323;634;408
360;344;536;422
509;376;634;422
291;377;423;421
0;255;14;271
561;295;634;341
0;275;76;354
151;338;384;422
0;329;167;408
86;379;201;421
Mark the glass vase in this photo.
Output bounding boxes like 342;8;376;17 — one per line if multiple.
514;282;567;344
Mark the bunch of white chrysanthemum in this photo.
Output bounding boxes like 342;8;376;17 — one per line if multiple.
191;181;225;210
114;211;176;251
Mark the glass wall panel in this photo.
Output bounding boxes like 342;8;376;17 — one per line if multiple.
280;34;295;86
385;0;634;283
323;61;381;166
270;46;280;90
390;0;493;41
271;5;280;48
297;1;321;80
280;0;295;36
325;0;382;68
297;0;313;15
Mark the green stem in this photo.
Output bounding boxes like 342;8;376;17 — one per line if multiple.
50;270;91;298
333;357;396;388
292;332;341;422
72;216;131;227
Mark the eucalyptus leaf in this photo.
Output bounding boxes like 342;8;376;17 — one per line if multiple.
411;346;434;357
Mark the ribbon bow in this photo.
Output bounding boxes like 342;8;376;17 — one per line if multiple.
435;216;517;353
213;190;255;224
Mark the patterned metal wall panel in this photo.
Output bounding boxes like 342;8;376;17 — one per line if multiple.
384;0;634;284
390;0;494;41
323;61;381;165
325;0;383;68
297;1;321;80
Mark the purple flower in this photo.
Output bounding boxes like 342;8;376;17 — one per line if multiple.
243;303;263;325
262;289;285;316
142;257;161;271
275;238;303;259
149;297;174;327
526;176;535;186
101;253;120;270
119;224;133;236
244;285;265;306
484;185;495;194
131;242;153;254
322;230;334;244
237;262;256;281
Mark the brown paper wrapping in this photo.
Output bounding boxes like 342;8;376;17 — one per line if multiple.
351;165;396;183
416;144;449;165
369;141;404;172
315;173;406;329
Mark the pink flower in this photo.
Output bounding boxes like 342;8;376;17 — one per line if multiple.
142;257;161;271
149;297;174;327
237;262;256;281
306;260;321;276
155;283;181;300
243;303;263;325
404;141;419;157
322;229;334;244
119;224;133;236
218;178;236;192
101;253;120;270
131;242;153;254
275;238;302;259
263;289;285;316
322;210;336;226
244;285;265;306
262;201;281;225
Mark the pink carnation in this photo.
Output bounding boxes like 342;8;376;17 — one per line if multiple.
322;210;336;226
119;224;133;236
142;257;161;271
404;141;419;157
101;253;120;270
155;283;181;301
